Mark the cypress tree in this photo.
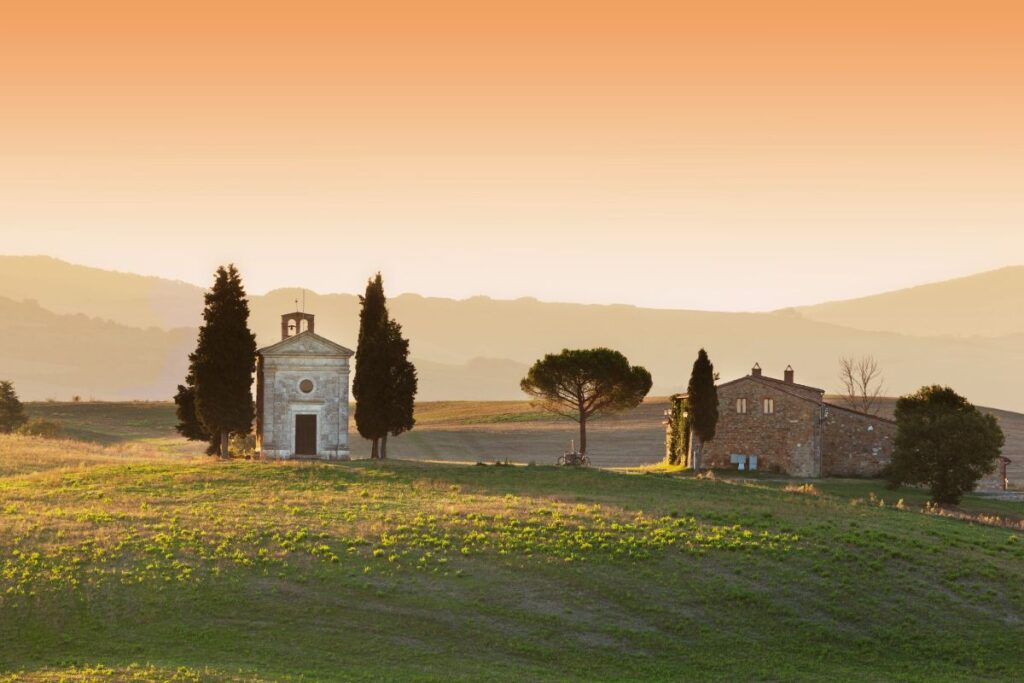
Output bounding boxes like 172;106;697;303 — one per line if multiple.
380;318;418;459
191;265;257;458
0;380;28;433
173;368;219;455
353;273;390;458
687;348;719;467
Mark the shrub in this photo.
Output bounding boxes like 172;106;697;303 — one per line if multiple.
666;395;690;466
888;385;1005;505
784;483;821;496
0;380;28;433
16;418;63;439
229;433;257;458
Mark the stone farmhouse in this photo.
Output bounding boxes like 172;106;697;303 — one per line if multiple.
672;364;896;477
255;311;354;460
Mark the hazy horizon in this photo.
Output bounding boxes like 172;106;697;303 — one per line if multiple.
5;253;1022;315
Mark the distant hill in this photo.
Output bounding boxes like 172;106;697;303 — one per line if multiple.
1;257;1023;411
794;266;1024;338
250;287;1024;409
0;256;203;329
0;297;193;400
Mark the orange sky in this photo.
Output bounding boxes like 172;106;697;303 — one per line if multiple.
1;1;1022;309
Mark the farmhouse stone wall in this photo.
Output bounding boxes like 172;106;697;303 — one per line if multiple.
820;406;895;477
700;378;822;477
688;372;897;479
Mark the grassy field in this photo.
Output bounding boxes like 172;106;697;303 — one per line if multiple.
25;402;205;457
2;429;1024;681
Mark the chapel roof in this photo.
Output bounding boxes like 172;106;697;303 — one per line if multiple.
257;330;354;358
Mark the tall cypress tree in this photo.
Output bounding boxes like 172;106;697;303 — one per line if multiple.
191;265;257;458
687;348;719;468
173;368;218;454
353;273;390;458
0;380;28;433
380;318;418;459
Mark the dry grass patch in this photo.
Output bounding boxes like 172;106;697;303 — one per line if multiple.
783;483;821;497
0;434;183;478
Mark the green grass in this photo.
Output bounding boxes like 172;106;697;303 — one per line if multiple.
1;437;1023;681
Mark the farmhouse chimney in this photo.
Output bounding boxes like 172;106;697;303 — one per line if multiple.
751;363;762;377
784;365;795;384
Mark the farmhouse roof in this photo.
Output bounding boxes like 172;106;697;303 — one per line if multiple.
674;372;896;424
716;373;825;395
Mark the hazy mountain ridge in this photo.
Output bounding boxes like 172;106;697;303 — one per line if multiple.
794;266;1024;338
0;296;194;400
0;256;204;329
1;256;1022;410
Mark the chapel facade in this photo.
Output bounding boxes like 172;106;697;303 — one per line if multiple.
256;312;354;460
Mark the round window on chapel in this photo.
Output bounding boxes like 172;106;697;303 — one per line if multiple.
299;379;314;394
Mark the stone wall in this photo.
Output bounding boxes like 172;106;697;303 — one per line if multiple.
820;405;895;477
700;378;821;477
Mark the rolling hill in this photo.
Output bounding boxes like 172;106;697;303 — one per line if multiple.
1;437;1022;680
1;256;1023;411
794;265;1024;338
0;255;204;329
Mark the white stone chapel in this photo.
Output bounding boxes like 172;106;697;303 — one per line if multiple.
255;311;354;459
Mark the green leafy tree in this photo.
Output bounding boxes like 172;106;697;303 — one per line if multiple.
0;381;28;433
520;348;652;456
353;273;391;458
380;318;418;460
687;348;718;467
191;265;257;458
887;385;1004;505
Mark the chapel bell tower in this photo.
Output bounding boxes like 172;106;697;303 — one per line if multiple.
281;312;315;340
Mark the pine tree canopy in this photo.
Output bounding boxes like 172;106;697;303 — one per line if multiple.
520;348;652;455
687;348;719;442
0;380;28;434
191;265;257;448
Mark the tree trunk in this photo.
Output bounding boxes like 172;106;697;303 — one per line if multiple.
370;437;379;459
220;430;230;460
381;433;389;459
689;433;702;470
578;414;587;456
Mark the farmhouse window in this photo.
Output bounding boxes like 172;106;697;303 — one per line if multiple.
736;398;747;414
763;398;775;414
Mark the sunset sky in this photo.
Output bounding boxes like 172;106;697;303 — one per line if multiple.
1;1;1021;310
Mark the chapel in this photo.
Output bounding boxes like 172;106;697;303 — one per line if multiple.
255;311;354;459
